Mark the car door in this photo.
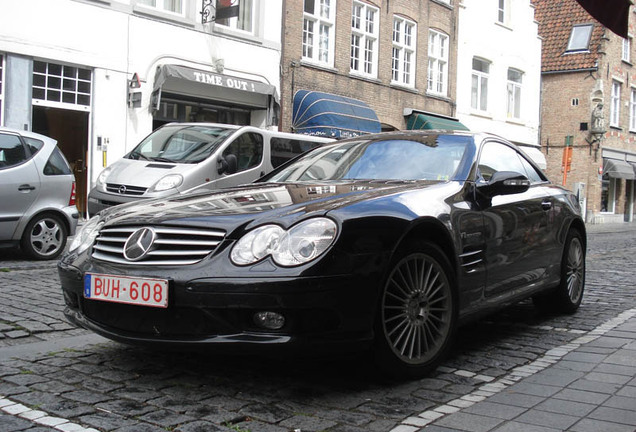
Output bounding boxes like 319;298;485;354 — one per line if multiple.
477;140;553;297
0;132;41;240
214;131;265;189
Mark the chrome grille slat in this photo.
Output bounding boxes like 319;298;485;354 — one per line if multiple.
92;225;226;266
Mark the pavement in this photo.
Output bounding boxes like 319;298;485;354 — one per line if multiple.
0;222;634;432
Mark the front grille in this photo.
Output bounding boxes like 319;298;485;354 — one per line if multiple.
92;225;226;265
106;183;147;196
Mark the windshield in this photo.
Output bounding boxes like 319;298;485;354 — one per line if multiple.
266;135;472;182
127;125;234;164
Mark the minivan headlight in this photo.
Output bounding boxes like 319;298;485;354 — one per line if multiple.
231;218;337;267
151;174;183;192
68;216;103;254
96;167;112;187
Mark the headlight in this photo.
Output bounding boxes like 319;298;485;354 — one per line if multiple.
96;167;112;187
151;174;183;192
68;216;103;254
230;218;337;267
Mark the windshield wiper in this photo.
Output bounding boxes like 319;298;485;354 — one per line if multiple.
150;156;175;163
129;151;150;161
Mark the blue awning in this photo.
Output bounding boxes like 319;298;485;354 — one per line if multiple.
292;90;381;139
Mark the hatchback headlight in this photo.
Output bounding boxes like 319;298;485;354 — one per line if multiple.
68;216;103;254
151;174;183;192
231;218;337;267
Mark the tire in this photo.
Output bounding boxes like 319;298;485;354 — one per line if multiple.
533;229;585;314
373;242;457;378
20;214;68;260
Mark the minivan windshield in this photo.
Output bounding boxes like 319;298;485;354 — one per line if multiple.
265;135;473;182
127;125;234;164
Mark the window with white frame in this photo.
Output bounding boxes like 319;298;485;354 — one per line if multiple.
391;16;416;87
471;58;489;112
427;29;448;95
497;0;510;25
303;0;336;66
32;61;92;107
350;1;379;77
623;36;631;63
566;24;593;52
631;88;636;131
138;0;183;14
215;0;253;33
610;80;621;127
506;68;523;119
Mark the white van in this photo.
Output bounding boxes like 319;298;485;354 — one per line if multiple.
87;123;333;215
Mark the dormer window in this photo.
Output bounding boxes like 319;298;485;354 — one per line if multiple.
566;24;593;52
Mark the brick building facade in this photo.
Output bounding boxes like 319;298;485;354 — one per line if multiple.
280;0;460;134
535;0;636;223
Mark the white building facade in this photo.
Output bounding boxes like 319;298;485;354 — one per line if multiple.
0;0;282;214
455;0;544;167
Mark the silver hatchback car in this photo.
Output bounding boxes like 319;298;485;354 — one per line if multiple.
0;127;79;259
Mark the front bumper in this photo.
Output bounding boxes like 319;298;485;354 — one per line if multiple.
58;261;379;353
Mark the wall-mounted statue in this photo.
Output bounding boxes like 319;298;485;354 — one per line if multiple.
591;102;606;135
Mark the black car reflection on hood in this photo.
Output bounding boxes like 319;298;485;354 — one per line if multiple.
58;131;586;378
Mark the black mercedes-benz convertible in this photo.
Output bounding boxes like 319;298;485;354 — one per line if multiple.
59;131;586;377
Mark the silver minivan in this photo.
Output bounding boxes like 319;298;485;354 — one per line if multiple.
87;123;333;215
0;127;79;259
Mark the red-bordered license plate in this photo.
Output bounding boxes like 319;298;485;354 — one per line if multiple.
84;273;168;308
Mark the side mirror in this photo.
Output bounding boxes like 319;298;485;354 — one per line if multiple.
477;171;530;198
217;153;238;175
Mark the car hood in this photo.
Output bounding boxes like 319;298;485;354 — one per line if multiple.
98;180;460;234
104;158;194;187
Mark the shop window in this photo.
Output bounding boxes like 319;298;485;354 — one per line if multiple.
223;132;263;172
32;61;92;107
303;0;336;67
427;29;448;95
350;1;379;78
392;16;416;87
600;175;616;213
216;0;253;33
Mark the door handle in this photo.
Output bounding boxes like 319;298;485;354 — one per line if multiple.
18;184;36;192
541;200;552;211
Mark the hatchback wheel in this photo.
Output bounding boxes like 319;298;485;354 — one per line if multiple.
21;214;68;260
374;242;457;378
533;229;585;313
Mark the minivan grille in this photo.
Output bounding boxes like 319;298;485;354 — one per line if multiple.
92;225;226;265
106;183;147;196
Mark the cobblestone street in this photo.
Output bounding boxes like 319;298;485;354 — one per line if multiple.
0;223;634;432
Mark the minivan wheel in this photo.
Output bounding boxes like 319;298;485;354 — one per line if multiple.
20;214;68;260
373;242;457;378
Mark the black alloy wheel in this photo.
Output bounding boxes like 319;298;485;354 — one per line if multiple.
374;242;457;378
534;229;585;313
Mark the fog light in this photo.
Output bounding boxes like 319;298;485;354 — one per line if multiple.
253;311;285;330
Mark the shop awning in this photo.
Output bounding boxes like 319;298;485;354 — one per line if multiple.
604;158;636;179
291;90;381;139
406;112;469;131
152;64;279;110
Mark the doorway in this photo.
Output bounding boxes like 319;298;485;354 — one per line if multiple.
32;106;89;215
